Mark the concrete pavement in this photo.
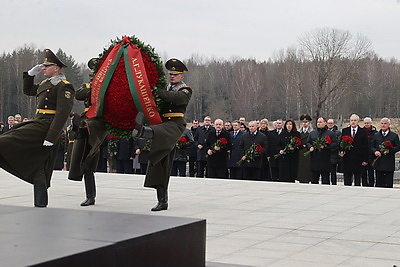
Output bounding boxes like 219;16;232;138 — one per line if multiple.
1;169;400;266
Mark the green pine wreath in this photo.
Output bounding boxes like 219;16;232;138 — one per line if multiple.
90;35;166;138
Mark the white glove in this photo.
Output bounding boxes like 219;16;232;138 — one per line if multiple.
43;140;54;146
28;64;43;76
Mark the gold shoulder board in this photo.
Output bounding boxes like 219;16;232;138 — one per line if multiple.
62;80;71;84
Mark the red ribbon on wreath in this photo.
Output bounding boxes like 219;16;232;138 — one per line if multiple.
87;36;162;127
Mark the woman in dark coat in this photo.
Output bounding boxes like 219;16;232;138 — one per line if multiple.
278;119;301;183
306;117;338;184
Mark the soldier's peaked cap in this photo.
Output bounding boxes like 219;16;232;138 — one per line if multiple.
42;49;67;68
165;58;188;74
300;114;312;121
87;58;97;70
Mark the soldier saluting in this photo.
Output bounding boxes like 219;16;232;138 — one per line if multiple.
0;49;75;207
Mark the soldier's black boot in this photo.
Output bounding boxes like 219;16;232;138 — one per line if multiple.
33;184;48;208
151;186;168;211
132;112;154;140
81;172;96;206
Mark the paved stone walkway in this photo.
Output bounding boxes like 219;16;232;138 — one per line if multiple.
1;169;400;266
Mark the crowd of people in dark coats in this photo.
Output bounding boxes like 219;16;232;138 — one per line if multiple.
166;114;399;188
7;112;398;189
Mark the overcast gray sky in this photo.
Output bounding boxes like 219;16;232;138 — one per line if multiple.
1;0;399;64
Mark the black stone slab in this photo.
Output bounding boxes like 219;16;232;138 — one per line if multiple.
0;205;206;267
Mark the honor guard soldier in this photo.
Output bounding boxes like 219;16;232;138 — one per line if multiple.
0;49;75;207
68;58;107;206
133;58;192;211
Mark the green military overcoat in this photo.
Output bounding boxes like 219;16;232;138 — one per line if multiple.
68;83;106;181
0;72;74;186
144;82;192;188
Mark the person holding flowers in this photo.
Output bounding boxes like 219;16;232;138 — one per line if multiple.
277;119;301;183
239;121;268;180
206;119;232;178
306;117;338;184
361;117;378;187
371;118;400;188
171;128;194;177
339;114;369;186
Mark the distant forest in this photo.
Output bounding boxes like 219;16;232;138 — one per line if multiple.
1;28;399;125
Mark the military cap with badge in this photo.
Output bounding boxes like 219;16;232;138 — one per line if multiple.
165;58;188;74
27;48;67;76
42;49;67;68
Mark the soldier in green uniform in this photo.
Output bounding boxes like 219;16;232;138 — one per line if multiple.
133;58;192;211
68;58;107;206
0;49;75;207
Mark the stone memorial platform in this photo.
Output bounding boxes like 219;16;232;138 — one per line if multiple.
0;205;205;267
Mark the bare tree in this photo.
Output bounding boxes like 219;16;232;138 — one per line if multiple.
298;28;372;119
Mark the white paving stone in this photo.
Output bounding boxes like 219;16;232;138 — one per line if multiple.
1;169;400;266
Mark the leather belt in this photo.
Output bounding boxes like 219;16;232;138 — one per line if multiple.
162;113;184;118
37;109;56;114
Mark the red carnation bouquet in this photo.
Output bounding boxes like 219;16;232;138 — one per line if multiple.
237;143;263;165
176;136;188;149
340;136;354;151
304;135;332;156
274;136;302;158
210;138;228;153
372;140;394;167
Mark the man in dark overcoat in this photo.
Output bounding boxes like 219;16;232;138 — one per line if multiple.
228;120;244;179
239;121;268;180
205;119;232;178
267;119;283;181
194;116;213;177
133;58;192;211
339;114;369;186
371;118;400;188
0;49;74;207
306;117;338;185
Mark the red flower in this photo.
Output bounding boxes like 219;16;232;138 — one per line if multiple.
237;142;263;165
255;143;264;154
342;136;354;144
176;136;188;149
340;136;354;151
384;140;393;148
178;136;188;144
294;136;302;146
325;135;332;144
219;138;228;146
209;138;229;154
274;136;301;158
